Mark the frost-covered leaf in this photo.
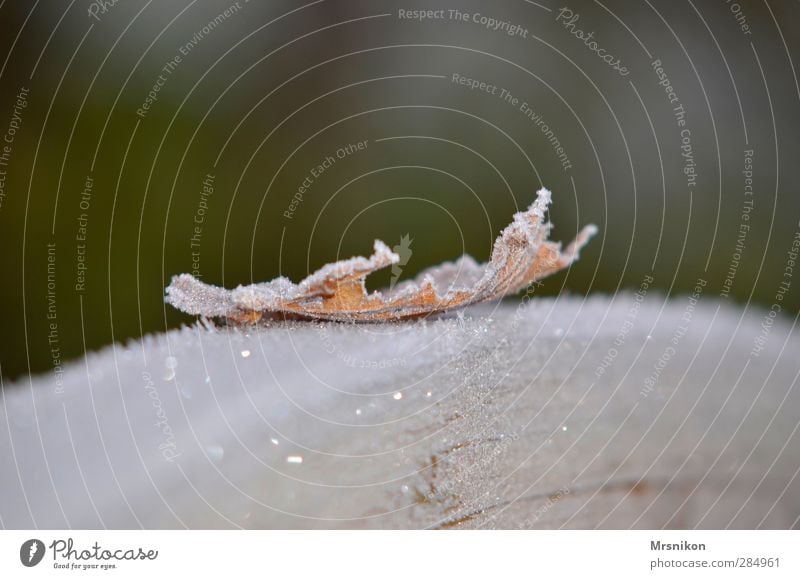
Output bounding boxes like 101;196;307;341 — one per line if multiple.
165;188;597;322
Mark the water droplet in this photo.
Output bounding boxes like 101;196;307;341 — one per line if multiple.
286;455;303;464
180;385;192;399
162;368;176;381
426;391;432;397
270;438;279;445
355;408;362;415
165;356;178;369
393;392;403;400
204;375;211;384
206;444;224;462
241;350;251;358
554;328;564;337
561;426;568;432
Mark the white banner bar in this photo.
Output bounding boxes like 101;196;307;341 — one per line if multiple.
1;530;798;578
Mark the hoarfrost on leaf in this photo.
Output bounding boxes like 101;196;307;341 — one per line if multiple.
165;188;598;322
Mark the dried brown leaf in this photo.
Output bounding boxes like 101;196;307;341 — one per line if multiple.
165;188;597;323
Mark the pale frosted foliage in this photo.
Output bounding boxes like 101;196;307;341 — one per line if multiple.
2;297;799;529
165;188;597;322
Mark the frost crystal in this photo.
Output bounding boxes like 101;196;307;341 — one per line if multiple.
165;188;597;322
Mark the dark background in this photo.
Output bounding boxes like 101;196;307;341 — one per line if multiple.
0;0;798;382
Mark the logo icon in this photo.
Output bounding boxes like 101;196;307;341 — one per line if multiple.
20;539;45;567
390;234;413;290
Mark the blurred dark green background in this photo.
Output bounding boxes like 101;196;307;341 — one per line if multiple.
0;0;798;381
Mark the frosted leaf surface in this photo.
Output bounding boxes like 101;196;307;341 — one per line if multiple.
165;188;597;323
2;297;799;529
